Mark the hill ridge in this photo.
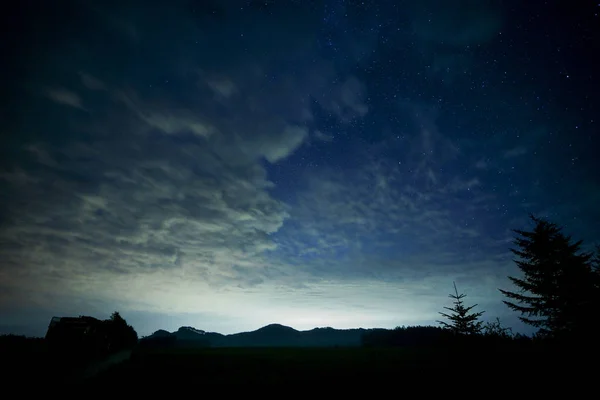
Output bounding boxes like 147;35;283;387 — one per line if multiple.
143;323;368;348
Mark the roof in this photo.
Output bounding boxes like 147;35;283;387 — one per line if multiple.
46;316;102;336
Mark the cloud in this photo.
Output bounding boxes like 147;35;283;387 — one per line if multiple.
447;177;481;192
411;0;503;47
275;161;504;278
78;72;107;91
1;1;530;336
0;131;291;308
115;90;215;138
410;0;503;79
0;1;370;322
308;76;369;122
334;77;369;120
206;77;237;99
394;101;461;186
257;125;309;163
313;130;334;142
475;159;488;169
263;156;517;330
44;87;85;109
0;168;39;185
503;146;527;158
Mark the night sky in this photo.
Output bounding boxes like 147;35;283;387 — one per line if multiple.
1;0;599;337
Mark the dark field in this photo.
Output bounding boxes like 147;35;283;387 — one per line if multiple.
2;334;595;388
86;345;592;386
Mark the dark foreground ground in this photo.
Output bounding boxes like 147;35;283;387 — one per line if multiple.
3;341;597;388
89;345;594;386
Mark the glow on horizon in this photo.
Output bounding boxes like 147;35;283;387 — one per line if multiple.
14;265;506;337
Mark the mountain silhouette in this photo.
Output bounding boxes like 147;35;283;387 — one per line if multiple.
256;323;298;333
142;324;367;348
150;329;172;338
227;324;302;347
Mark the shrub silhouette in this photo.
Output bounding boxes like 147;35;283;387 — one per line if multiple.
482;317;513;340
361;326;455;347
104;311;138;353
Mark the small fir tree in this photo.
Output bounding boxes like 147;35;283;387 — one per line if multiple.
437;282;484;335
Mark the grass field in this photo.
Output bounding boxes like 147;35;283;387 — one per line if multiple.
3;335;594;388
87;345;589;386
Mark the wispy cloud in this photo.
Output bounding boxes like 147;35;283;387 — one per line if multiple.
503;146;527;158
258;158;517;331
44;87;85;110
411;0;503;79
475;159;488;169
314;130;334;142
273;157;511;287
78;72;107;91
206;77;237;99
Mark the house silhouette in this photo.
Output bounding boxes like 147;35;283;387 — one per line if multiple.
45;316;110;355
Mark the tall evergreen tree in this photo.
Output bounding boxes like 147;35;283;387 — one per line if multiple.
437;282;484;335
499;215;594;339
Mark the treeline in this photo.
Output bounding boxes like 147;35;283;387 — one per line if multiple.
362;326;455;347
365;215;600;349
362;323;531;348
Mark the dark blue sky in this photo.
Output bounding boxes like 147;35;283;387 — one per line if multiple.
1;0;599;337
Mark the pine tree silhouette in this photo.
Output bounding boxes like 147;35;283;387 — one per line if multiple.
437;282;484;335
499;215;595;339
